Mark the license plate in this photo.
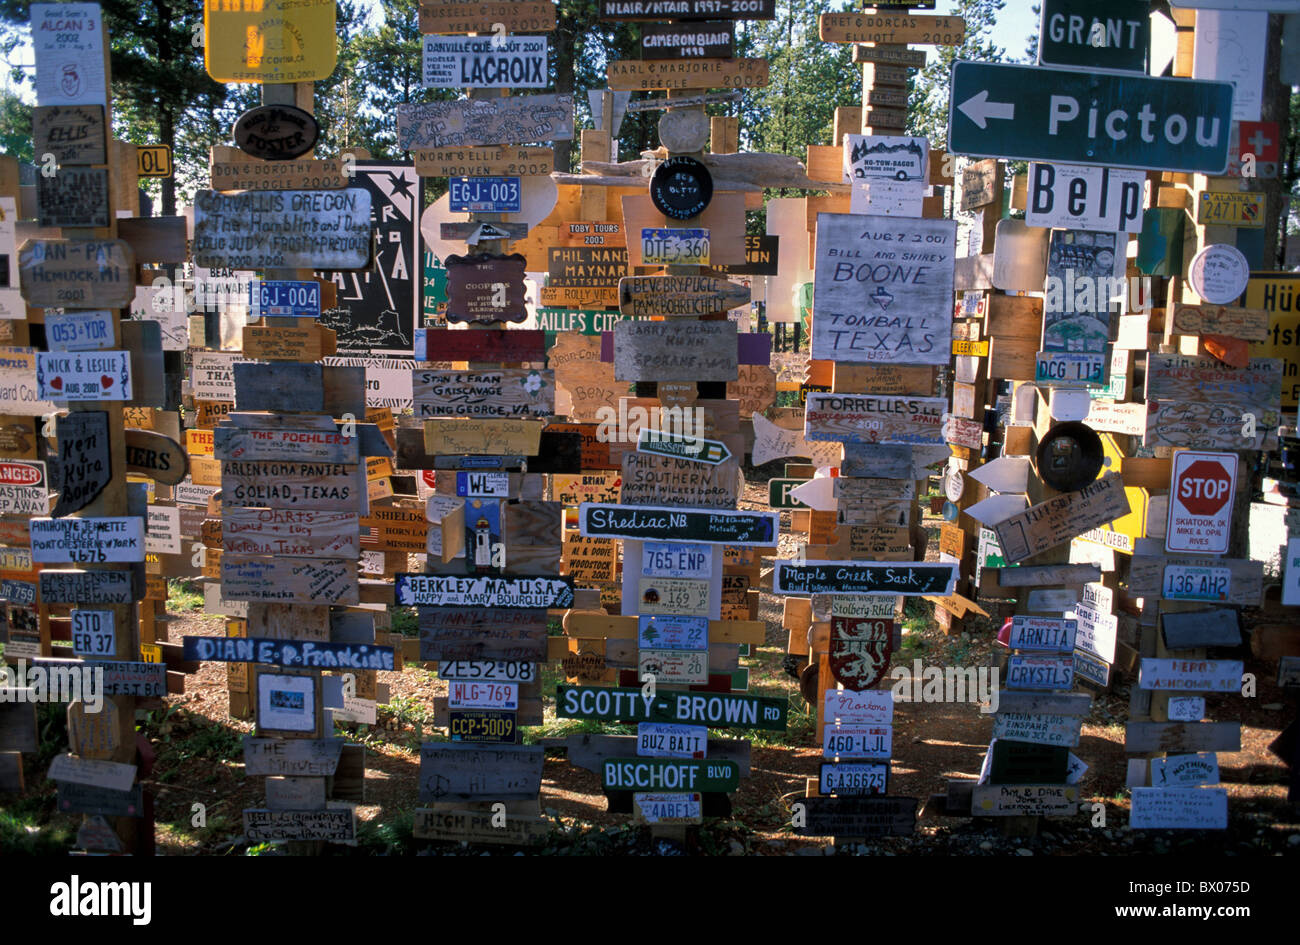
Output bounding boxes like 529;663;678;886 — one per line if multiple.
449;177;522;213
822;724;892;760
439;660;535;682
254;280;321;318
819;762;888;795
636;722;707;758
1035;350;1106;386
1163;565;1231;601
447;680;518;710
448;709;517;743
641;227;710;265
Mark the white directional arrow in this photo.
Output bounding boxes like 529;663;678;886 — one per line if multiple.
968;456;1030;494
789;476;837;512
965;493;1028;527
957;90;1015;129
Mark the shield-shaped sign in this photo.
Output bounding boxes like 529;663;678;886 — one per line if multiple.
828;616;894;690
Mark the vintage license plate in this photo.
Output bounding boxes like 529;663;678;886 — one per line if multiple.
636;722;707;758
1162;565;1231;601
641;540;712;579
449;176;522;213
253;280;321;318
636;614;708;650
448;709;517;743
439;659;535;682
822;724;892;760
636;576;710;615
819;762;888;795
447;680;519;710
641;227;709;265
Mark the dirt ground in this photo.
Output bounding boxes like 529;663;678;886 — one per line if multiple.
103;469;1297;856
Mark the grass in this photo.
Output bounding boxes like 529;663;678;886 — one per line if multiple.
166;579;207;614
389;606;419;637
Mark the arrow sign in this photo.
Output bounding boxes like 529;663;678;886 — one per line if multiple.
948;61;1234;173
789;476;837;512
968;455;1030;494
636;428;731;465
965;492;1028;527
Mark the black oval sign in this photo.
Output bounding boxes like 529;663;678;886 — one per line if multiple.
1036;421;1104;493
650;156;713;221
233;104;319;161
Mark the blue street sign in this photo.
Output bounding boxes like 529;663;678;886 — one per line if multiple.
252;280;321;318
948;61;1234;174
448;176;522;213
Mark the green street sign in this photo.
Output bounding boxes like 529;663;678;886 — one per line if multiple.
556;684;787;731
768;477;810;509
637;428;731;465
1038;0;1149;73
603;758;740;793
948;61;1233;174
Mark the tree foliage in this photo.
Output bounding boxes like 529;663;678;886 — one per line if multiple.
907;0;1008;144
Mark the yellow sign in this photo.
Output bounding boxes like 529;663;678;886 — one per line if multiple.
1196;191;1264;228
1073;432;1147;555
1245;271;1300;408
204;0;337;84
140;644;162;664
951;339;988;357
136;145;173;177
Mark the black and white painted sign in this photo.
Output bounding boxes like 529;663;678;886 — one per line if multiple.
422;36;548;88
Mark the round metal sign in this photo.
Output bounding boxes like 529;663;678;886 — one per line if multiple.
233;104;320;161
649;156;713;221
1036;421;1104;492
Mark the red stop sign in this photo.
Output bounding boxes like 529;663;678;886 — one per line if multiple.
1176;459;1233;516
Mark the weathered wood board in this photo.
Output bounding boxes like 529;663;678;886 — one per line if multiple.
221;509;360;558
218;555;360;606
418;744;544;801
620;452;739;509
413;369;555;419
397;95;574;149
396;574;573;608
804;393;945;445
820;13;965;45
607;58;769;90
1144;355;1281;406
243;809;356;843
210;157;347;191
18;239;135;309
192;189;372;270
221;461;362;512
33;105;106;165
419;1;557;35
613;320;737;382
993;473;1130;565
415;146;554;177
213;425;361;464
1169;303;1268;341
419;607;548;661
618;275;748;317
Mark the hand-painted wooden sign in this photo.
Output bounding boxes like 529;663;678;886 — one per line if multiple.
212;156;345;190
607;58;768;90
30;517;144;563
793;795;917;837
192;189;372;270
1146;355;1281;406
56;781;143;817
222;537;355;594
415;145;553;177
774;560;957;596
419;1;557;35
47;754;137;794
1169;303;1268;341
420;607;548;661
395;573;574;608
613;320;736;382
579;503;777;546
123;429;187;485
618;275;748;318
641;21;733;58
243;809;355;843
803;392;945;445
812;213;955;365
204;0;337;83
971;783;1078;817
639;227;710;265
39;568;139;605
423;417;544;456
18;239;135;309
33;104;106;165
556;684;787;730
233;103;319;160
445;253;528;324
603;757;738;793
221;461;361;511
413;369;553;419
418;743;544;801
221;508;359;558
244;736;344;777
1128;786;1227;830
397;95;575;149
993;472;1130;564
36;166;109;228
621;452;739;509
820;12;965;44
212;426;360;464
422;35;547;88
1145;401;1277;451
1138;658;1243;692
992;712;1082;747
184;636;393;671
600;0;774;18
1197;191;1264;228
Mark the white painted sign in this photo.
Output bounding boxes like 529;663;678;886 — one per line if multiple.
1072;604;1117;663
423;36;548;89
637;722;707;759
1129;786;1227;829
31;516;145;563
1166;450;1237;555
1192;9;1267;122
44;311;115;352
1025;163;1144;232
1167;695;1206;721
991;712;1083;747
130;284;188;352
0;199;23;320
71;609;114;657
146;505;181;555
1188;243;1249;305
823;689;894;725
1139;658;1243;692
1151;753;1219;788
191;351;246;400
32;3;108;107
823;724;892;760
36;350;131;401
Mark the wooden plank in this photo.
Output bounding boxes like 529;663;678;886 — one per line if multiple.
1145;401;1277;451
423;418;544;456
412;808;548;844
18;239;135;308
618;275;748;317
242;323;336;361
773;560;955;596
620;452;739;509
579;503;777;546
793;795;918;837
993;473;1131;565
419;608;548;661
36;167;110;227
221;509;359;558
243;736;345;777
1169;303;1269;341
970;784;1078;817
185;636;392;670
607;58;768;90
1128;556;1262;606
1125;722;1242;754
39;568;142;605
1161;607;1241;649
810;213;955;365
613;320;737;382
831;362;935;396
221;461;362;512
192;189;372;270
820;13;965;44
1145;355;1281;405
33;105;107;165
414;146;553;177
397;95;574;149
418;744;544;801
212;425;361;463
804;393;945;445
413;369;555;419
418;2;557;35
123;429;187;485
417;328;546;363
622;193;746;266
839;442;949;479
218;555;360;606
991;564;1102;588
243;809;356;843
395;573;572;608
210;157;347;190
